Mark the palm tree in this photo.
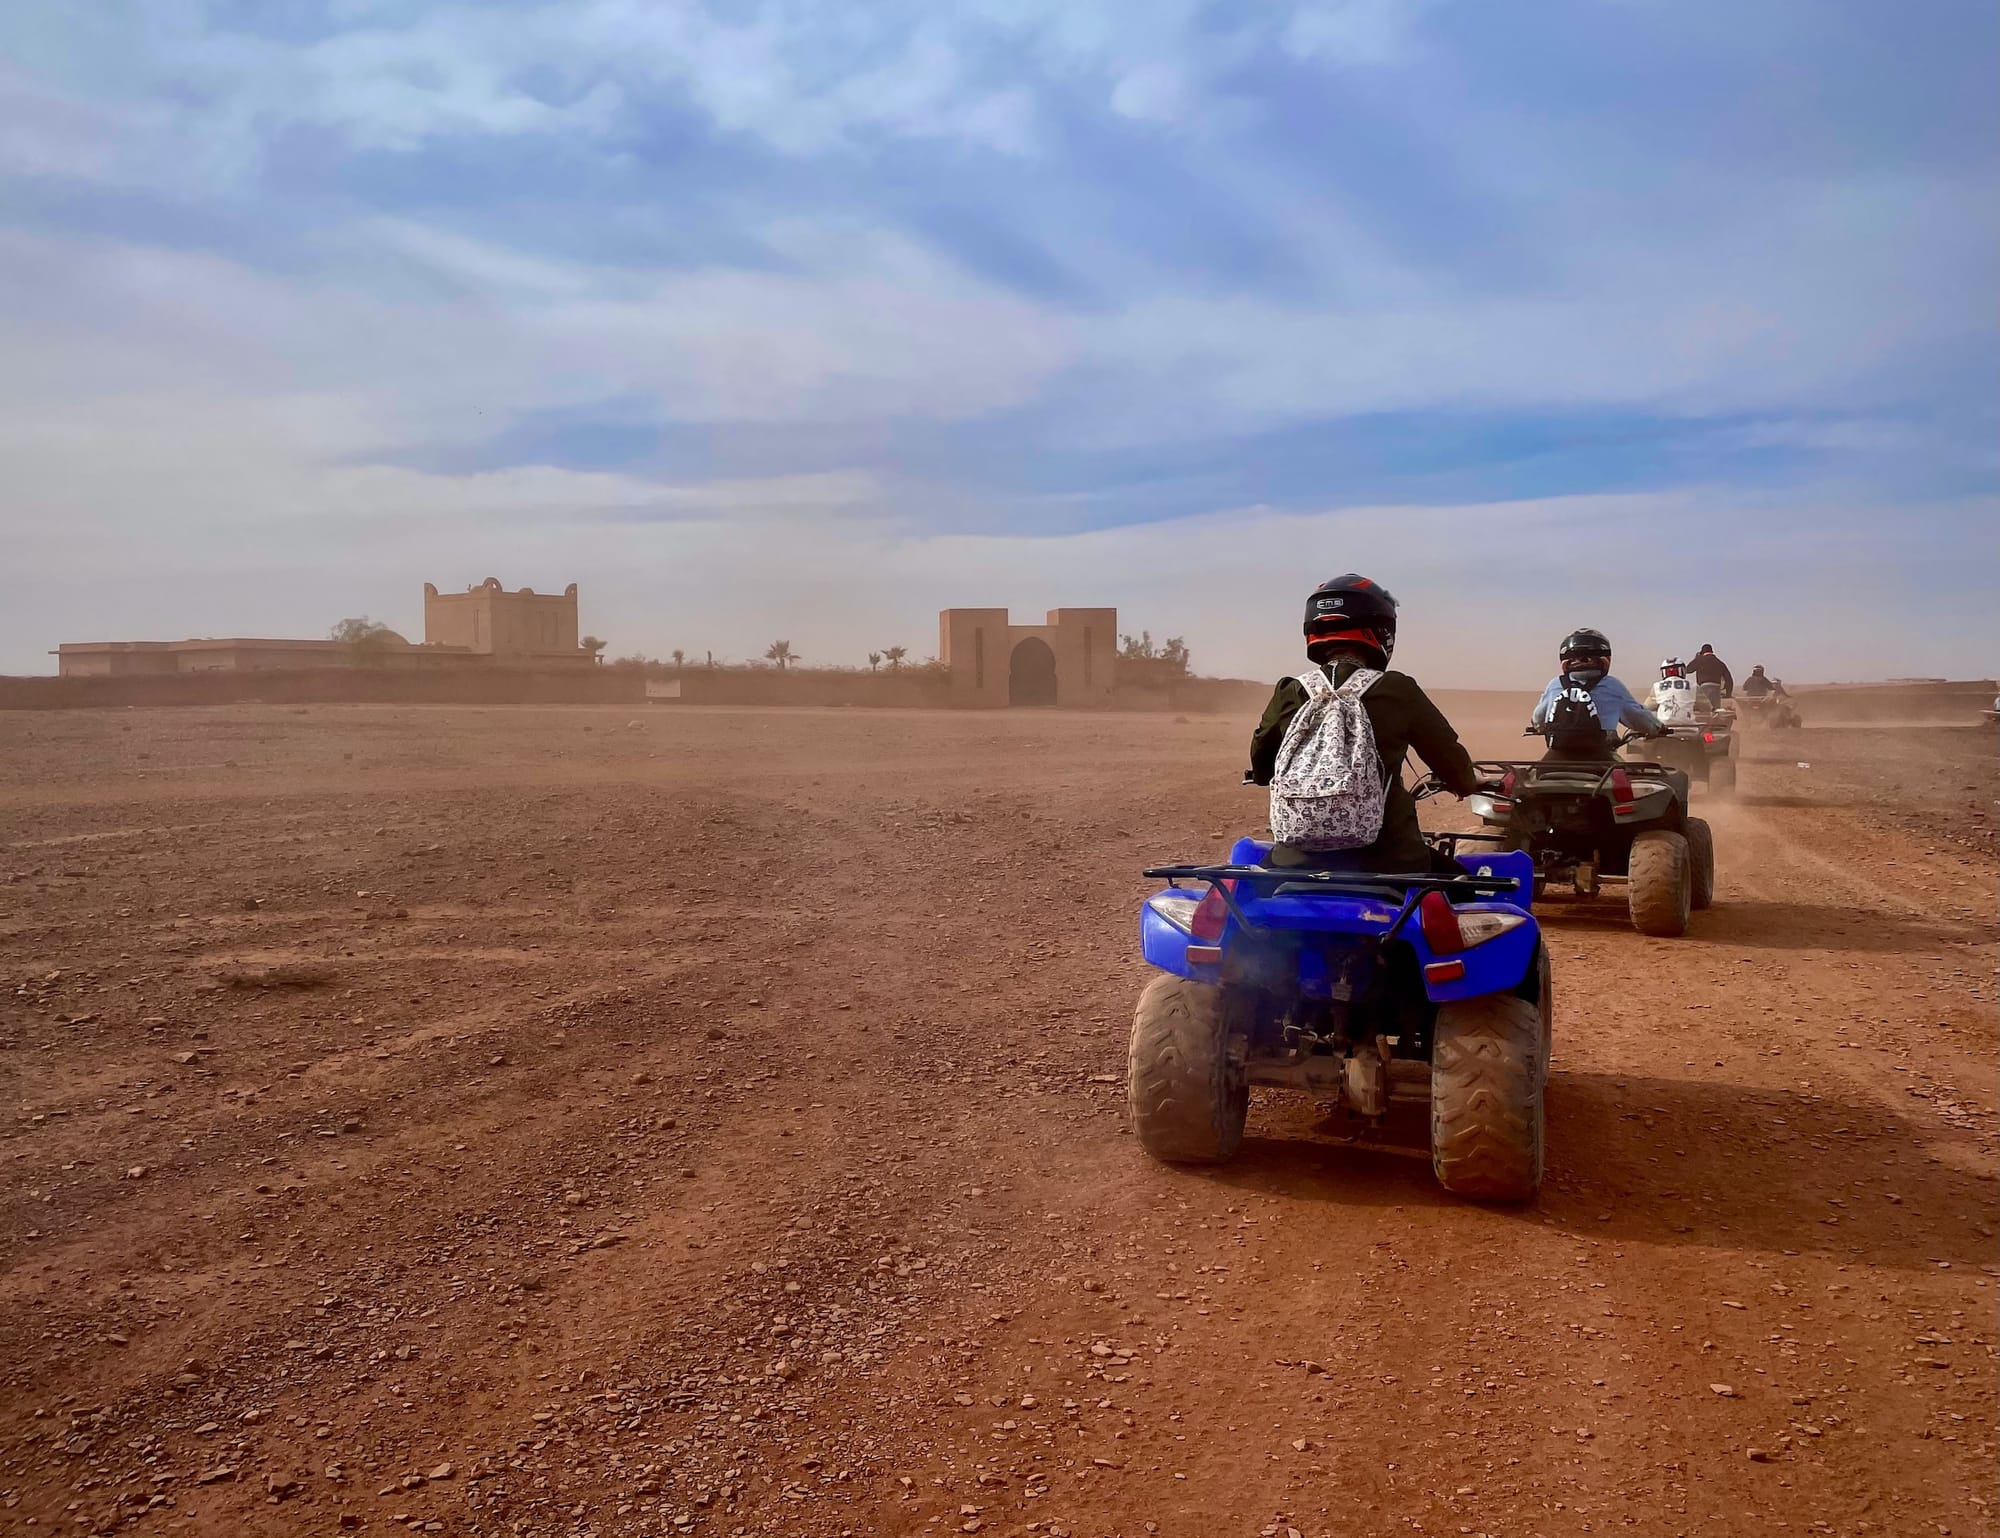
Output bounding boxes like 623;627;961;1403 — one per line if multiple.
867;652;882;672
883;645;908;670
670;648;686;672
765;640;798;671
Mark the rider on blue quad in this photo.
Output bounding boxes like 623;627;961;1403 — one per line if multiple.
1530;628;1668;764
1248;575;1483;872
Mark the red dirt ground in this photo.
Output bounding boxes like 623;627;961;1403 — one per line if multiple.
2;704;1994;1538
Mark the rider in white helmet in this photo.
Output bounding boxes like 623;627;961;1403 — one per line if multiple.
1648;657;1704;726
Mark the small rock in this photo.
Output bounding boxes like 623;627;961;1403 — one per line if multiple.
1710;1383;1737;1397
428;1463;455;1481
1747;1447;1772;1463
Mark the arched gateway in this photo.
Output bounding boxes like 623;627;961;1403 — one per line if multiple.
1008;636;1058;706
937;607;1119;708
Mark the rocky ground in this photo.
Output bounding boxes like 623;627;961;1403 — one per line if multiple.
1;704;1994;1538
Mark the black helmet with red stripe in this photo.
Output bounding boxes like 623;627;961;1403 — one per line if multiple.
1303;574;1397;667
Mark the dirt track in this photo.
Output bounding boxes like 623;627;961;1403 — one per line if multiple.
2;705;1995;1538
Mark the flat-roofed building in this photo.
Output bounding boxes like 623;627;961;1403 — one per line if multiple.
55;579;595;676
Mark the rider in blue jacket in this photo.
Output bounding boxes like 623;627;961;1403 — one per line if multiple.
1530;628;1666;762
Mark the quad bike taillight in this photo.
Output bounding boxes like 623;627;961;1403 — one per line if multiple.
1418;890;1464;953
1189;882;1234;943
1419;893;1528;979
1609;767;1635;805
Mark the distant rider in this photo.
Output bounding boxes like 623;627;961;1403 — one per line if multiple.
1530;628;1667;762
1248;575;1481;872
1647;657;1703;726
1690;643;1734;709
1739;664;1784;699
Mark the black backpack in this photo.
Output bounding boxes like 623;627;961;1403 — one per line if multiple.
1545;680;1605;751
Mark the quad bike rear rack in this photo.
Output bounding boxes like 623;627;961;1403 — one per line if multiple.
1471;757;1672;797
1142;862;1522;944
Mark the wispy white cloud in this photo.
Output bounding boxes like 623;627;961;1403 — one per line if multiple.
1282;0;1437;66
0;220;1077;462
1;0;1436;174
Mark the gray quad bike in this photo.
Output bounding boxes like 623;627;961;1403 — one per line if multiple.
1634;694;1739;797
1736;689;1802;730
1467;730;1716;937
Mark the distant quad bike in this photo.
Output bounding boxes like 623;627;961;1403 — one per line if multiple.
1467;730;1715;937
1129;776;1551;1202
1736;689;1802;730
1638;700;1738;796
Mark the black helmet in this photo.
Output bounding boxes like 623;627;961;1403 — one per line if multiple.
1559;627;1611;666
1303;574;1397;665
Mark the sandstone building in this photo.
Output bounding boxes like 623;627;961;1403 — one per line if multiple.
56;579;591;676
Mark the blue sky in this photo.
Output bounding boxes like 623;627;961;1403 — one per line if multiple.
2;0;1994;682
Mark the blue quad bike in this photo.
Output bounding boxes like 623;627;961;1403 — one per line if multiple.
1130;774;1551;1202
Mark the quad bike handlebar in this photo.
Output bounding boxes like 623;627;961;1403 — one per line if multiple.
1521;725;1666;746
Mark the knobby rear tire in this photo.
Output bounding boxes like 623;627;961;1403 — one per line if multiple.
1127;976;1248;1165
1685;817;1716;911
1628;829;1692;936
1431;994;1545;1202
